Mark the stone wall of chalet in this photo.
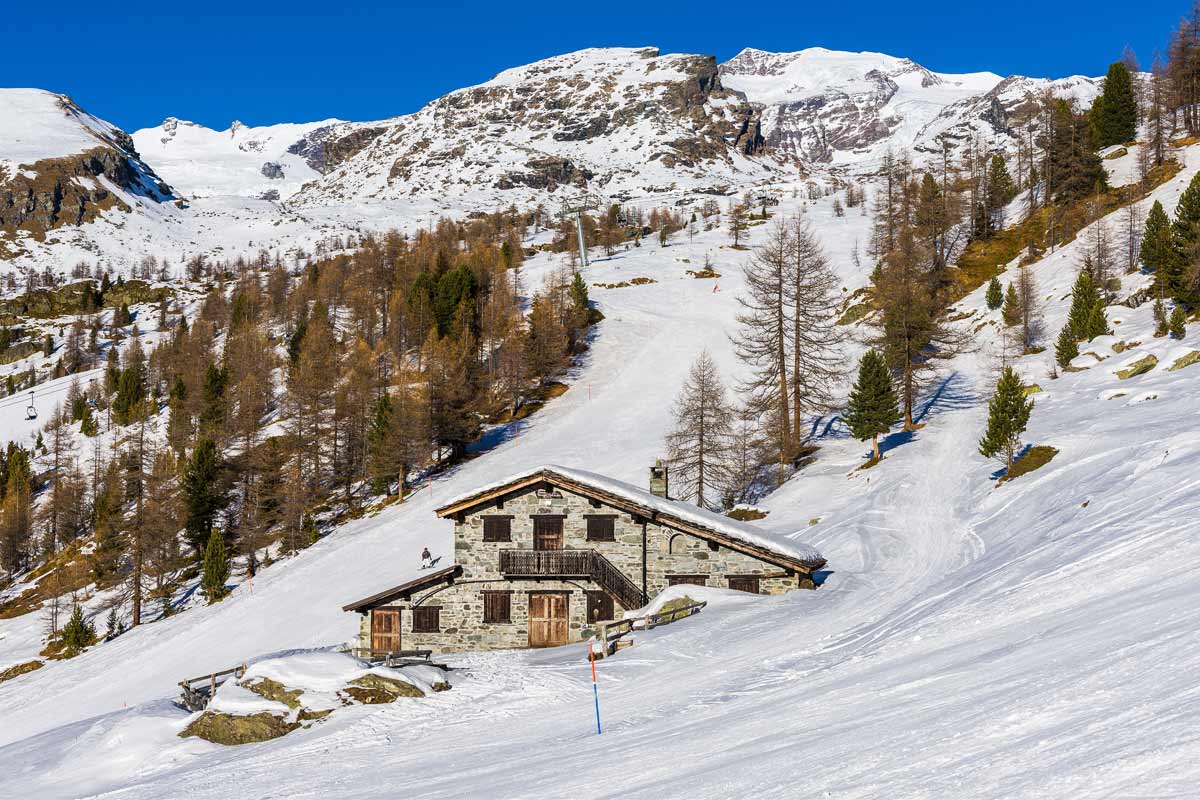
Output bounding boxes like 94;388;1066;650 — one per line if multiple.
357;483;809;655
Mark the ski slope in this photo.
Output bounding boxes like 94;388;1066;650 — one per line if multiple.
2;148;1200;798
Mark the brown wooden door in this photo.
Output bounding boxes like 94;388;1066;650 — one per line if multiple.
586;591;614;624
528;593;569;647
371;609;402;652
533;516;563;550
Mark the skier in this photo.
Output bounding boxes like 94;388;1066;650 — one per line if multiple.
420;547;433;569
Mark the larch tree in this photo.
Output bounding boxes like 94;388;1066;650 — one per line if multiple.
665;351;734;509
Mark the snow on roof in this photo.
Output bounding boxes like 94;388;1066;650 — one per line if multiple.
440;464;825;567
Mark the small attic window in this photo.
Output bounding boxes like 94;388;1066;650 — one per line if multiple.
536;487;562;499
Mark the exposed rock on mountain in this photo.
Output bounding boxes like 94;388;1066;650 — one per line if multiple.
0;90;173;239
295;47;774;207
720;47;1101;167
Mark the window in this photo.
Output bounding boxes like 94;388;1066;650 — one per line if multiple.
483;516;513;542
411;606;441;633
727;576;760;594
585;515;616;542
483;591;512;623
667;575;708;587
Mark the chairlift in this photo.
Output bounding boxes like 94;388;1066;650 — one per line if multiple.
25;392;37;421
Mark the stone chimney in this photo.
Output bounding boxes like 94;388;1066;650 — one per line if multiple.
649;459;669;498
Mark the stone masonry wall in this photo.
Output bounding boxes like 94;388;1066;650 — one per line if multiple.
359;483;806;654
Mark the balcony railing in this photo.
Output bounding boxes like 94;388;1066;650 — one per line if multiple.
499;549;592;577
498;549;646;610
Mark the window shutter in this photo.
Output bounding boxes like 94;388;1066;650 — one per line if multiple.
483;516;512;542
483;591;512;623
412;606;441;632
585;516;616;541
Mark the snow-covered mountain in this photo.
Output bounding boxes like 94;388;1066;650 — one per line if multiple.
290;46;773;208
1;46;1103;274
131;116;404;201
0;89;174;251
720;47;1102;165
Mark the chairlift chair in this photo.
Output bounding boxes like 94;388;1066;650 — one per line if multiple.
25;392;37;421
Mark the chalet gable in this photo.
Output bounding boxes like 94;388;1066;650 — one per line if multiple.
435;466;826;575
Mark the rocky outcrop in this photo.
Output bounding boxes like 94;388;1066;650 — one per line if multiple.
287;125;387;174
1;148;134;237
496;157;593;190
295;47;776;206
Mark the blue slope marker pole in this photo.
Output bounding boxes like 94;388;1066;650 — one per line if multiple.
589;639;602;735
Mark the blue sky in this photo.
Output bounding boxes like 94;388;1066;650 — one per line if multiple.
3;0;1187;131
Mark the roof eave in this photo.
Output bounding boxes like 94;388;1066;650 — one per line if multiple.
341;564;463;613
435;470;822;574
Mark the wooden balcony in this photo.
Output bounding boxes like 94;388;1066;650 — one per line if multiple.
498;549;645;610
499;549;592;578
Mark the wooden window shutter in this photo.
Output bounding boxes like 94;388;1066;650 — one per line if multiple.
483;516;513;542
412;606;441;633
727;576;760;594
483;591;512;623
585;516;616;542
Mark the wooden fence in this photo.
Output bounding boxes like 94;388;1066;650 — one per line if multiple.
592;600;707;659
178;664;246;712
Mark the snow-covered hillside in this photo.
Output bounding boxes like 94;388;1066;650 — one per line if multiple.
1;125;1198;797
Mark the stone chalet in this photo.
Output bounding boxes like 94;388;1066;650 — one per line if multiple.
343;463;826;654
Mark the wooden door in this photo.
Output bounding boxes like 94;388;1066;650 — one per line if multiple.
371;609;402;652
528;593;569;647
533;516;563;551
586;591;614;624
667;575;708;587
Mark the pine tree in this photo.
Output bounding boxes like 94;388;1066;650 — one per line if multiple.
1067;268;1104;340
985;277;1003;310
1169;305;1188;339
842;349;901;461
1097;62;1138;147
1083;301;1109;341
978;366;1034;469
1169;171;1200;301
1001;283;1022;327
366;392;394;494
182;438;223;555
1153;297;1170;336
1055;325;1079;368
60;605;96;655
200;528;229;603
1140;201;1173;275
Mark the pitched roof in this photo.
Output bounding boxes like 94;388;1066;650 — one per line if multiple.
435;465;826;573
342;564;463;613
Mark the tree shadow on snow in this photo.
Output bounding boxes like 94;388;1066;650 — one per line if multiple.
876;371;977;458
